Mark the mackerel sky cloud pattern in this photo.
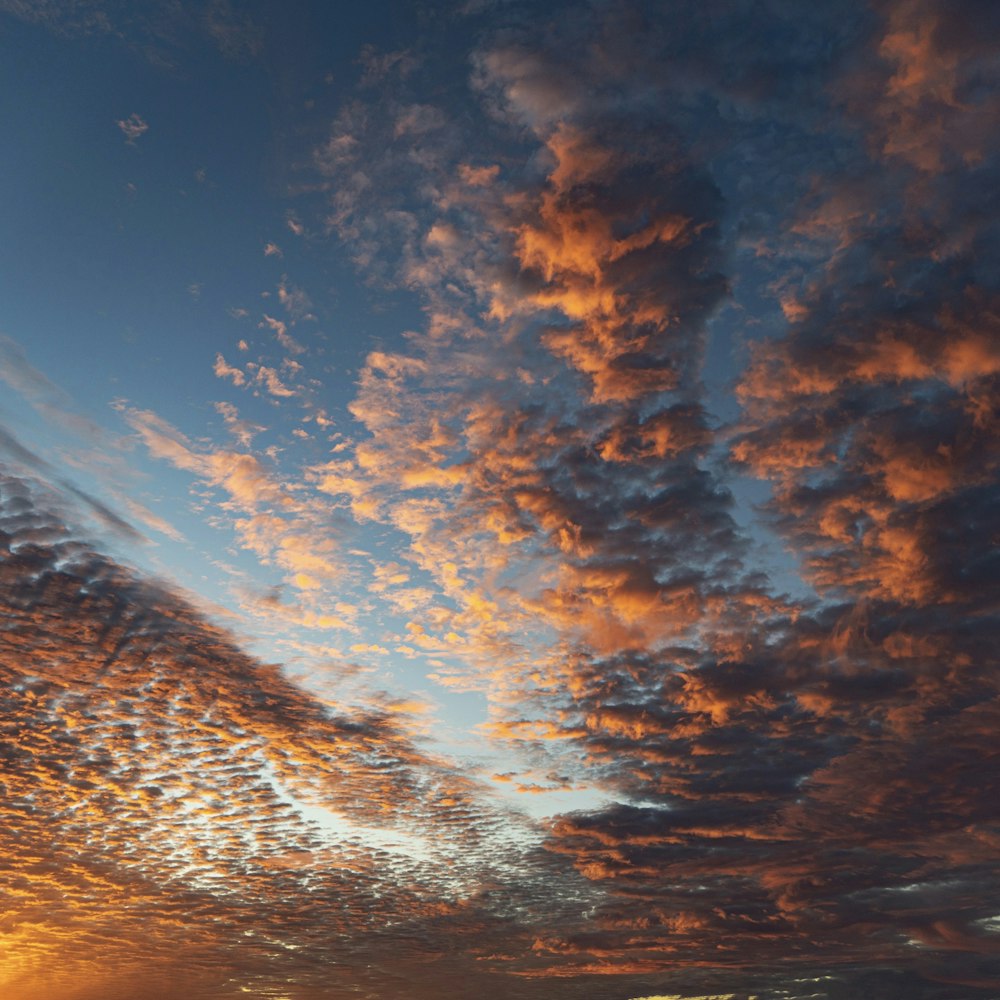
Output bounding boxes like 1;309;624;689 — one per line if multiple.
0;1;998;998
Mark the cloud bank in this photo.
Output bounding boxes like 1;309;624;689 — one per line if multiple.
2;0;999;998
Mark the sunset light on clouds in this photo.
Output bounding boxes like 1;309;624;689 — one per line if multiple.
1;1;999;998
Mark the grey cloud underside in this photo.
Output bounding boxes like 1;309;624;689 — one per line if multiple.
0;424;147;544
5;479;996;1000
299;0;1000;996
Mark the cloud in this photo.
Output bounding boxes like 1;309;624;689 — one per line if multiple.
0;470;599;1000
213;352;246;385
203;0;262;61
0;334;107;442
1;0;264;65
116;112;148;144
9;3;997;997
260;313;305;355
116;492;185;542
290;2;1000;995
277;278;314;321
122;407;365;638
213;400;263;448
252;362;296;397
0;423;146;545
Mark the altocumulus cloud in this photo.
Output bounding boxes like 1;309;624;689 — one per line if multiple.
2;0;1000;998
297;0;1000;996
0;470;607;1000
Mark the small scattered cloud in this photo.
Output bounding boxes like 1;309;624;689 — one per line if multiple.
204;0;263;61
116;112;148;144
277;278;314;321
260;313;305;355
213;352;246;386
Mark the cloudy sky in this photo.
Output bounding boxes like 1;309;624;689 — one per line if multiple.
1;1;999;998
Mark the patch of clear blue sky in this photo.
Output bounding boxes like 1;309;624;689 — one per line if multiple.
702;255;816;605
1;3;440;396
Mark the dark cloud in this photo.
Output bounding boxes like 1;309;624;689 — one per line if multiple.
0;429;147;544
294;0;1000;996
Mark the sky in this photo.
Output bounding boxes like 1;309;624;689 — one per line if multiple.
1;1;999;998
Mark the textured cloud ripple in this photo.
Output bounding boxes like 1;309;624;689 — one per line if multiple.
1;0;999;998
0;472;596;999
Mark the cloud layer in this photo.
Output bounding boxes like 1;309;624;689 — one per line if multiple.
2;0;999;998
0;471;602;1000
294;0;1000;993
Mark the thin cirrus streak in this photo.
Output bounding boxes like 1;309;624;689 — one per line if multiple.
0;0;998;998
